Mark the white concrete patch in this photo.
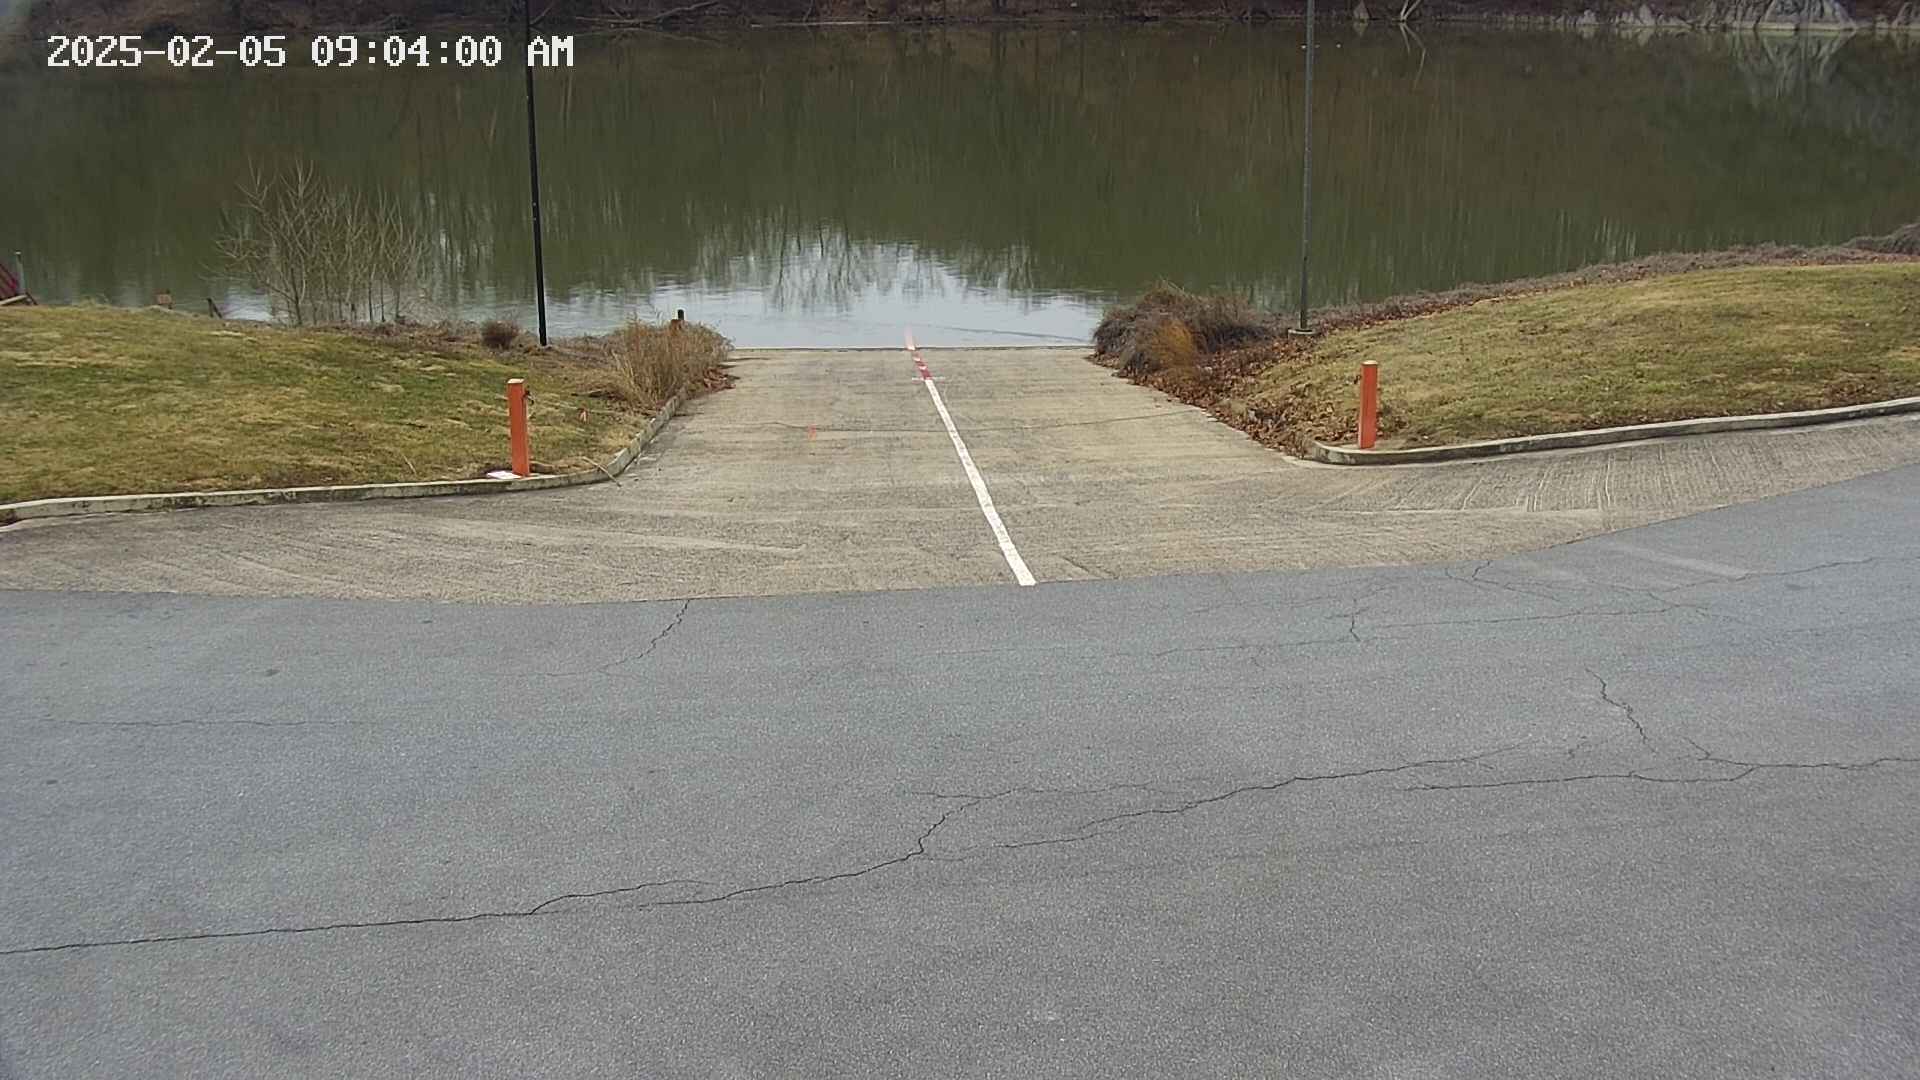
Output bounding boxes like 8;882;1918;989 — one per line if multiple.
908;332;1036;586
1593;541;1750;580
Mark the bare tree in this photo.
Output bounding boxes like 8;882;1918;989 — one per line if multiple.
217;160;432;326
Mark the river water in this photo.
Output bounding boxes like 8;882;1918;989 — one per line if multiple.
5;25;1918;345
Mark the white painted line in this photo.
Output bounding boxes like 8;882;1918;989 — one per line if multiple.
907;330;1036;587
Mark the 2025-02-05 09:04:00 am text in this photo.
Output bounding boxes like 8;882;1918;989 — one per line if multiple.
43;34;576;68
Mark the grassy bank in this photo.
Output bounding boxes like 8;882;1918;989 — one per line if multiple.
0;306;727;504
1095;246;1920;453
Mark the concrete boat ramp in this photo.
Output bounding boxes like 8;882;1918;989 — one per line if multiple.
6;346;1920;603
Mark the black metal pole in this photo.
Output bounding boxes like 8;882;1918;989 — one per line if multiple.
523;1;549;346
1296;0;1315;334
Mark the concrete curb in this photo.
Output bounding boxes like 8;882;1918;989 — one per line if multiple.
1308;394;1920;466
0;392;689;527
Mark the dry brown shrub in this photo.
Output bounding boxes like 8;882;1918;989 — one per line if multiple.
1093;282;1275;375
585;318;733;410
480;319;520;351
1145;318;1200;371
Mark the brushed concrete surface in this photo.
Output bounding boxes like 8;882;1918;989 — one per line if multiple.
5;347;1920;603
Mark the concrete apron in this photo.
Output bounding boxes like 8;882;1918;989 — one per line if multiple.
6;346;1920;604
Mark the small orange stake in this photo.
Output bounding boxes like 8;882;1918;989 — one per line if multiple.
507;379;532;477
1358;361;1379;450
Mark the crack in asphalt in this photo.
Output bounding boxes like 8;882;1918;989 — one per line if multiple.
0;877;716;957
1680;734;1920;776
933;747;1533;856
1408;756;1920;791
6;742;1915;958
1066;748;1529;833
0;800;979;958
516;599;693;679
1442;560;1563;602
984;827;1132;852
521;877;718;916
1585;668;1651;749
1626;589;1749;624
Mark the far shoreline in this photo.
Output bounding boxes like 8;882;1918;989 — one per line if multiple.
18;0;1920;41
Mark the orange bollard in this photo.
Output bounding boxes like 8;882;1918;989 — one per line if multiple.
1358;361;1379;450
507;378;531;477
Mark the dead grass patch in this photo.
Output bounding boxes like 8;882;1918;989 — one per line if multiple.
1092;236;1920;453
0;305;729;503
